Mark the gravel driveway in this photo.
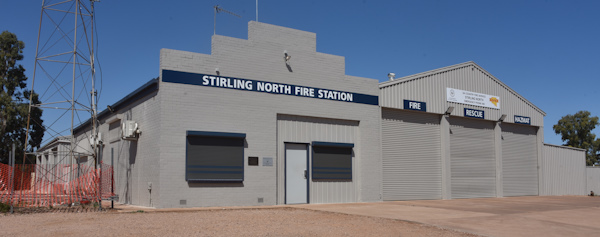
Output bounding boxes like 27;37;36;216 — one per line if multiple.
0;208;476;236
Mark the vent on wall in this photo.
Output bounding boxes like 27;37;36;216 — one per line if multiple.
248;157;259;166
180;200;187;205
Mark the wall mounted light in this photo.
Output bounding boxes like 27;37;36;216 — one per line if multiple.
445;106;454;115
283;50;291;64
499;114;507;122
107;105;115;113
215;68;220;76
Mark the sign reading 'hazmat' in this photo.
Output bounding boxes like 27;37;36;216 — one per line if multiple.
514;115;531;125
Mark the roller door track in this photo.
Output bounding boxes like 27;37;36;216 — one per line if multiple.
382;109;442;201
450;117;496;199
502;124;538;196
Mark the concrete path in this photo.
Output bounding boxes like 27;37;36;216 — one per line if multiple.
104;201;287;213
294;196;600;237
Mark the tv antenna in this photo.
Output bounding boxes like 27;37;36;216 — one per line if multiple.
214;5;241;35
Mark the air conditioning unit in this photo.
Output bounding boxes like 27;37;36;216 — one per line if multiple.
122;120;139;140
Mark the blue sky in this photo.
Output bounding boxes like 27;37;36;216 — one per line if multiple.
2;0;599;146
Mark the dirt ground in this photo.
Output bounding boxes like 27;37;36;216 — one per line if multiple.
299;196;600;237
0;208;477;236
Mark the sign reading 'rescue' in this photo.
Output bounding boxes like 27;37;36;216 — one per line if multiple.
403;100;426;112
464;108;485;119
162;70;379;106
447;88;500;109
514;115;531;125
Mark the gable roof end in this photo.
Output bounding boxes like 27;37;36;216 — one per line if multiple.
379;61;546;116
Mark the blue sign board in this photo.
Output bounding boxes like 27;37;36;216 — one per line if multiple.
403;100;426;112
514;115;531;125
162;70;379;106
464;108;485;119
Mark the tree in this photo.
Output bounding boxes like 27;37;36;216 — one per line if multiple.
593;139;600;165
0;31;44;164
553;110;600;166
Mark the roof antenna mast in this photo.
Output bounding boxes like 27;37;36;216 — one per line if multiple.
213;5;241;35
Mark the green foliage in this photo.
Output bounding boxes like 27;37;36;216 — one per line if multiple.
593;139;600;165
0;202;10;213
553;110;600;165
0;31;44;164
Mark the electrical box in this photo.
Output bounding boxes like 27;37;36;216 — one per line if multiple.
122;120;139;140
89;132;102;146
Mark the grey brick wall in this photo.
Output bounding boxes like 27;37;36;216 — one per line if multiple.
77;90;162;207
158;21;381;208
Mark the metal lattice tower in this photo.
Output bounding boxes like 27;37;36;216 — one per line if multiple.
25;0;101;204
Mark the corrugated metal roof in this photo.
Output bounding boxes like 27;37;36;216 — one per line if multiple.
72;78;159;135
543;143;587;152
37;135;71;152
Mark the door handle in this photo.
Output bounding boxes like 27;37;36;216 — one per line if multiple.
304;170;307;179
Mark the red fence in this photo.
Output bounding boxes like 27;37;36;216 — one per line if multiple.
0;163;113;207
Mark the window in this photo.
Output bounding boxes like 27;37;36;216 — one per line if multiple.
186;131;245;182
77;156;89;164
108;120;121;143
311;142;353;180
51;148;58;164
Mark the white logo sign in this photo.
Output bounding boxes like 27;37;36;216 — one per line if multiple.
446;88;500;109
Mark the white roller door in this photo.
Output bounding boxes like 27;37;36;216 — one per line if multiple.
450;117;496;199
502;124;538;196
382;109;441;200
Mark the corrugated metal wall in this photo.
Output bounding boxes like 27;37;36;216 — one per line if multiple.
379;62;545;126
540;144;586;196
450;117;496;198
586;167;600;195
501;124;539;196
277;114;359;204
381;108;442;200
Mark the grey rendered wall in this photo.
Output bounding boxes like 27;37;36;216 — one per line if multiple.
379;62;545;126
540;144;586;196
37;138;72;166
277;114;359;204
35;138;71;182
586;167;600;195
76;90;161;207
158;21;381;208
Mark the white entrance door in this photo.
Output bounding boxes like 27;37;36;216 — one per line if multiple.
285;143;308;204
